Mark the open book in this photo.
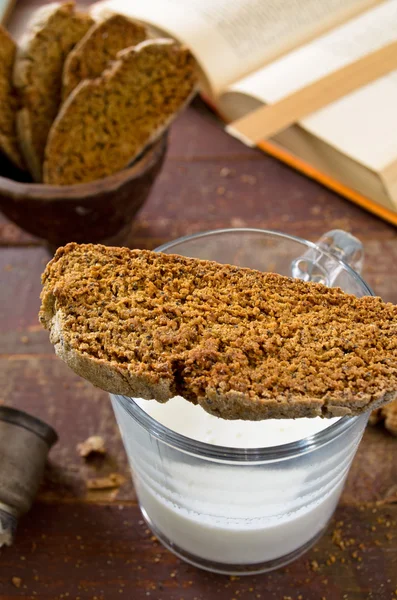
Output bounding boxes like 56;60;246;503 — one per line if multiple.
0;0;15;24
93;0;397;224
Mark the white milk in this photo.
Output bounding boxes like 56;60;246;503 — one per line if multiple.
113;395;363;567
134;396;338;448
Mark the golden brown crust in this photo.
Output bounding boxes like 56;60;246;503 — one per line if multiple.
0;26;25;169
13;2;94;181
43;39;198;185
62;15;147;100
40;243;397;420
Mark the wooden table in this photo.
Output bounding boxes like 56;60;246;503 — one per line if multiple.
1;3;396;598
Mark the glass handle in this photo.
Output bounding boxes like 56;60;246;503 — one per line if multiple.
291;229;364;286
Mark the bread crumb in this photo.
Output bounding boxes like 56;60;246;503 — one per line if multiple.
332;528;346;550
240;174;257;185
77;435;106;458
230;217;246;228
311;205;322;216
11;577;22;588
86;473;125;490
310;560;320;572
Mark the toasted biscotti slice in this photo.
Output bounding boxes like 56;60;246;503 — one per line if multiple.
13;2;94;181
0;26;25;169
43;39;197;185
62;15;147;100
39;243;397;421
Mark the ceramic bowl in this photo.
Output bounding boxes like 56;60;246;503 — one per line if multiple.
0;136;167;251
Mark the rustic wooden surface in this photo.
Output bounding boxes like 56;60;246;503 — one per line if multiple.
0;2;396;598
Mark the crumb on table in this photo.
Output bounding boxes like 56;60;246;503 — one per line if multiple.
77;435;106;458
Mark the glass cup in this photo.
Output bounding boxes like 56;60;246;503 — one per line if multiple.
110;228;372;575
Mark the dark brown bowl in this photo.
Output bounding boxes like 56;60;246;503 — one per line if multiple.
0;135;167;250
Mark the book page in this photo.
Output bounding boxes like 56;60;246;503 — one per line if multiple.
92;0;383;96
219;0;397;170
0;0;15;24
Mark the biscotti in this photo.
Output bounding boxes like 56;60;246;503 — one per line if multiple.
62;15;147;100
0;26;25;169
43;39;197;185
40;243;397;420
13;2;94;181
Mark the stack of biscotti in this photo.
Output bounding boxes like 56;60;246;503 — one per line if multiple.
0;2;197;184
0;25;26;170
40;243;397;421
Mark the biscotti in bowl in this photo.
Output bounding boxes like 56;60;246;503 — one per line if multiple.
0;4;198;248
